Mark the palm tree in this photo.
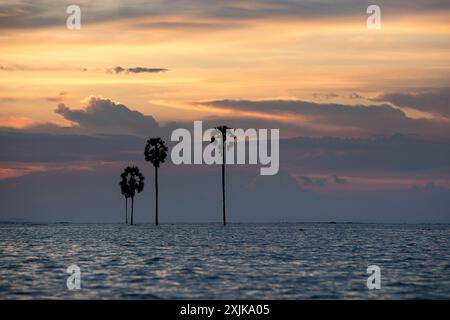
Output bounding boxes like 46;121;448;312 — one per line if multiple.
119;172;131;224
144;138;168;226
210;125;235;226
120;166;144;225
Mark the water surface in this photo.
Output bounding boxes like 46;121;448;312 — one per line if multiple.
0;223;449;299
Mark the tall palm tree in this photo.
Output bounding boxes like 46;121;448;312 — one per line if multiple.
119;172;131;224
120;166;145;225
210;125;235;226
144;138;168;226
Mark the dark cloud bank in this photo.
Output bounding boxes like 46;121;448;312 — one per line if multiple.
375;87;450;118
1;95;449;223
204;99;450;139
0;158;448;223
25;96;450;140
1;1;448;30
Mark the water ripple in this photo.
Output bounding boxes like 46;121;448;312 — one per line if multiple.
0;223;449;299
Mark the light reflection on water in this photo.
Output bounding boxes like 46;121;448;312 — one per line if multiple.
0;223;449;299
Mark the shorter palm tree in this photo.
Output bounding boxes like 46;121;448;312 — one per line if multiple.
119;166;145;225
119;172;132;224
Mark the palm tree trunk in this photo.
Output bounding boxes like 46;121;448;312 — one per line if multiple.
155;166;159;226
125;198;128;224
222;137;226;226
130;197;134;225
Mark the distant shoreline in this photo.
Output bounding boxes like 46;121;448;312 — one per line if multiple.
0;221;449;225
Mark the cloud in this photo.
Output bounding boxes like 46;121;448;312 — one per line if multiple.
0;64;88;72
0;2;62;29
44;91;69;102
107;66;168;74
312;93;339;100
1;1;449;30
281;133;450;173
0;131;145;163
333;175;347;184
298;175;327;187
374;88;450;118
1;128;449;177
132;21;244;31
54;96;160;136
0;116;36;129
0;64;52;71
1;126;449;223
202;99;450;139
311;92;368;100
1;93;449;171
296;174;348;188
1;159;449;223
0;91;69;104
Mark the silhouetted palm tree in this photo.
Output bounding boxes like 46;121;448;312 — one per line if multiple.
144;138;168;226
119;172;131;224
120;166;144;225
211;125;235;226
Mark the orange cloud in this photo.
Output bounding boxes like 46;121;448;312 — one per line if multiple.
0;161;112;180
0;116;36;128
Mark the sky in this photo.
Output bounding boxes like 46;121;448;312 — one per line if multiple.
0;0;449;223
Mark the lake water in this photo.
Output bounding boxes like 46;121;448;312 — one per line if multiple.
0;223;449;299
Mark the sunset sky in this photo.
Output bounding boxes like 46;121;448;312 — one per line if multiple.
0;0;449;223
